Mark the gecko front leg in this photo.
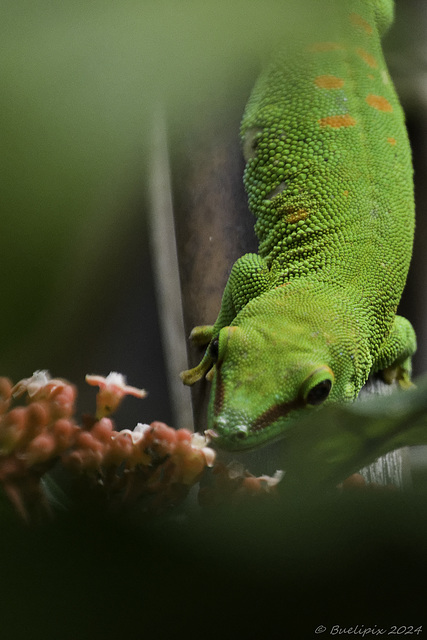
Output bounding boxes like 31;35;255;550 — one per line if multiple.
372;315;416;389
181;253;277;385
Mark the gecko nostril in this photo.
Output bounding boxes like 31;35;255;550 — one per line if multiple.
233;425;248;440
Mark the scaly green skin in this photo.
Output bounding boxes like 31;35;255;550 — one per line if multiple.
181;0;416;450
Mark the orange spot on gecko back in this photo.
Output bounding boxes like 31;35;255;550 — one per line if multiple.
318;115;357;128
315;75;345;89
286;209;309;224
308;42;344;52
366;94;393;112
356;48;378;68
350;12;373;35
387;137;397;146
343;190;349;197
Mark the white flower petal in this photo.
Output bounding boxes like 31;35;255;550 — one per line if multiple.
258;470;284;489
201;447;216;467
105;372;127;387
18;370;51;397
131;423;151;443
112;423;151;445
191;432;210;449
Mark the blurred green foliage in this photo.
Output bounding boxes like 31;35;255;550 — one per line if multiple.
279;375;427;492
0;0;321;378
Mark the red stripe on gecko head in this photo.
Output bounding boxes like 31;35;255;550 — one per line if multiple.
213;367;224;415
251;398;304;432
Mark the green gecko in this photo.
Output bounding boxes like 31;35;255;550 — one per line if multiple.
181;0;416;451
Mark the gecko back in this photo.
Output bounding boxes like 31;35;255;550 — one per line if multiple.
181;0;416;450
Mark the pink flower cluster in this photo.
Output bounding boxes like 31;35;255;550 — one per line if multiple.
0;372;78;521
63;420;216;512
0;369;288;521
0;371;216;521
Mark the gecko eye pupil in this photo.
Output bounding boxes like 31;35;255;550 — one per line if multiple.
209;338;219;362
306;379;332;405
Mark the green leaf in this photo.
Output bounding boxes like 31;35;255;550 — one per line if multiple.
278;375;427;492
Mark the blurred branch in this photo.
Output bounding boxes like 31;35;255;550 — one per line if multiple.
148;110;193;430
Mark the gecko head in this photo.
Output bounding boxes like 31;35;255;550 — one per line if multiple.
206;289;364;451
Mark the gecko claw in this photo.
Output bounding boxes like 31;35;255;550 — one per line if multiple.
180;358;212;386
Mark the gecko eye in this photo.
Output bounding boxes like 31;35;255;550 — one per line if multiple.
306;379;332;405
208;327;236;366
209;338;219;362
302;366;334;406
208;327;236;365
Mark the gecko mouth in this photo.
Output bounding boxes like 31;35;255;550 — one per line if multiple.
212;368;304;444
215;367;302;424
208;402;300;449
